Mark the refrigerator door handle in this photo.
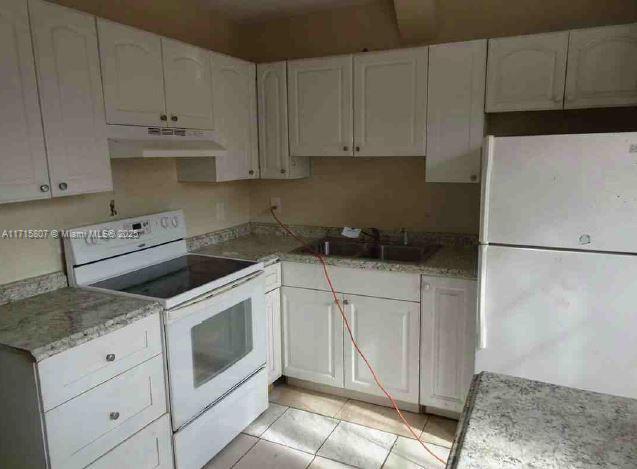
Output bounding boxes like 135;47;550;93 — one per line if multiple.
477;245;488;349
479;136;495;244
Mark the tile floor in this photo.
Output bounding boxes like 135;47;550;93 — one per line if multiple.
204;383;458;469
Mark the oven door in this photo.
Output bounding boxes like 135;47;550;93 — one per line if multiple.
165;273;266;430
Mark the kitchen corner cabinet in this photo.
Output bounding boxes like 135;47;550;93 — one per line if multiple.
288;55;354;157
281;287;344;387
486;31;569;112
97;19;166;127
162;38;214;130
426;40;486;183
28;0;112;198
343;294;420;404
0;0;49;204
420;276;476;413
353;47;428;157
257;62;310;179
565;23;637;109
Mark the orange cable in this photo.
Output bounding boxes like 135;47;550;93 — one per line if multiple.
270;207;446;465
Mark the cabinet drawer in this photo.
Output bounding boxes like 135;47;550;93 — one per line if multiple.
86;414;173;469
38;313;162;411
264;262;282;292
282;261;420;302
45;355;167;469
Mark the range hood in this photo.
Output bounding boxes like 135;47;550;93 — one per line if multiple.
107;124;227;158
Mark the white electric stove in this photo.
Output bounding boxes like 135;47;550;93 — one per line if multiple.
64;210;268;469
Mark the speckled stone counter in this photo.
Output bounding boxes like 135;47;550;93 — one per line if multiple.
0;271;67;305
194;232;478;279
0;288;162;361
448;372;637;468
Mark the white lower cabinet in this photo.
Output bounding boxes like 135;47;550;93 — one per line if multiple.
281;287;344;387
87;414;173;469
343;295;420;404
266;288;282;384
420;276;477;413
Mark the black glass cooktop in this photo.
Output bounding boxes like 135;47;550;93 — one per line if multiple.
91;255;257;299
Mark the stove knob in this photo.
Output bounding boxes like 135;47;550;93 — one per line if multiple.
160;217;169;229
171;216;179;228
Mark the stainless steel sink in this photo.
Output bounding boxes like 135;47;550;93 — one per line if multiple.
293;238;440;263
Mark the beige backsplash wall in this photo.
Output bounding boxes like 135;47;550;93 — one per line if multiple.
0;1;249;285
242;0;637;233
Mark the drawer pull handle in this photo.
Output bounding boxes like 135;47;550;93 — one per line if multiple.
109;411;120;420
106;353;116;362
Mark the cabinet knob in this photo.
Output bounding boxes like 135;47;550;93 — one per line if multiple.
280;169;286;174
423;282;431;291
249;170;255;175
470;174;478;182
40;184;50;193
343;146;349;151
579;234;591;245
171;115;178;122
355;146;360;152
58;182;68;191
106;353;116;362
160;114;167;121
109;411;120;420
342;299;350;305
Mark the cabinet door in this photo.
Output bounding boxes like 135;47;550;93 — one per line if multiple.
288;55;353;157
486;31;569;112
266;288;282;384
162;38;213;130
420;276;476;413
97;19;166;126
0;0;49;204
565;23;637;109
426;40;486;183
29;0;112;198
354;47;428;157
211;52;259;180
281;287;344;387
343;295;420;403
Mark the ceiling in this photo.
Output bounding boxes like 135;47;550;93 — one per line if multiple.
202;0;379;23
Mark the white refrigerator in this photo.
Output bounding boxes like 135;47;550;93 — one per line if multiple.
476;132;637;399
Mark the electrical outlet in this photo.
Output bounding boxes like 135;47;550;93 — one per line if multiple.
270;197;282;214
216;201;225;221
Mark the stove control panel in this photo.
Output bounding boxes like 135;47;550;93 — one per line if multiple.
65;210;187;266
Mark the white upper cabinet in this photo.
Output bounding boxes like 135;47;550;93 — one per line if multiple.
420;276;476;413
565;23;637;109
97;19;166;126
486;31;569;112
29;0;112;198
343;295;420;404
258;62;310;179
288;55;353;157
353;47;428;157
426;40;486;183
0;0;49;203
162;38;213;130
210;52;259;180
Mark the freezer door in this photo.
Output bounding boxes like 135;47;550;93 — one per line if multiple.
476;245;637;399
480;132;637;252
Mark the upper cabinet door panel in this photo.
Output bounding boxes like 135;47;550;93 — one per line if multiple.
97;19;166;126
565;23;637;109
211;52;258;180
426;40;486;183
29;0;112;198
258;62;290;179
0;0;49;204
288;55;353;157
162;38;213;130
486;31;569;112
354;47;428;157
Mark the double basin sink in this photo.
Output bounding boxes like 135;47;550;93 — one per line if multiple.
293;237;441;263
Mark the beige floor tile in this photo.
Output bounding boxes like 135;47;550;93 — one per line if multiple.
419;415;458;449
233;440;313;469
261;408;338;454
269;384;348;418
243;403;288;437
335;399;428;438
383;436;449;468
308;456;356;468
203;434;258;469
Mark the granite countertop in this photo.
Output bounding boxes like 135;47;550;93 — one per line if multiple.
0;288;162;362
448;372;637;468
194;233;478;279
